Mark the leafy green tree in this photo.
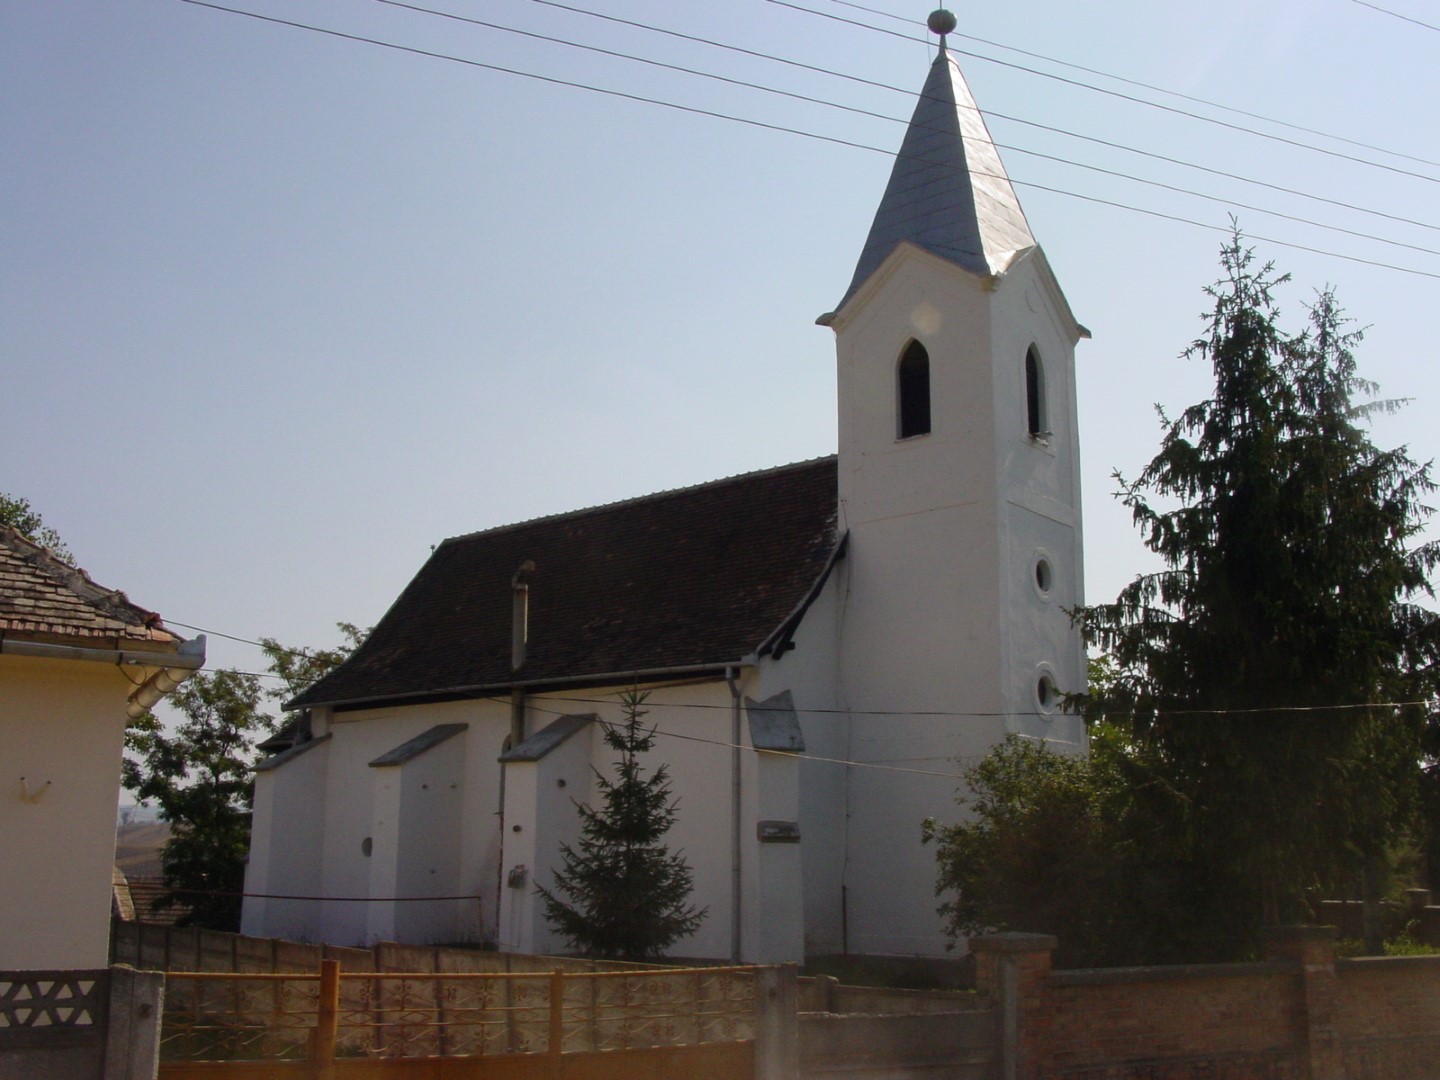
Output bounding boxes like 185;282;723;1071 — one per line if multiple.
259;622;367;705
0;491;73;562
122;625;367;929
538;691;706;960
1081;231;1439;948
123;670;271;930
925;727;1232;967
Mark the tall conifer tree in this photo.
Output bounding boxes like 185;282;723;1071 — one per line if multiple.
538;691;705;961
1082;232;1440;948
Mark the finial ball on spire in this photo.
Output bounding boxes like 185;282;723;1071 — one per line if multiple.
927;8;957;36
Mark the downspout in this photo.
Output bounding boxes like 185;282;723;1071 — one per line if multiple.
725;665;743;963
510;561;534;746
500;560;533;951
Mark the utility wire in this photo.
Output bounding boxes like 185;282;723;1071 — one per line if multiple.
824;0;1440;170
508;695;988;777
151;611;1438;720
1348;0;1440;33
370;0;1440;257
175;0;1440;280
768;0;1440;186
522;691;1434;721
517;0;1440;235
126;883;481;902
164;619;329;662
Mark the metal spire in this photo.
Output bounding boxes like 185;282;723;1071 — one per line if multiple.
829;7;1035;313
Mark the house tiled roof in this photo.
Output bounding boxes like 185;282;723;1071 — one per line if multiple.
0;526;178;644
293;457;841;710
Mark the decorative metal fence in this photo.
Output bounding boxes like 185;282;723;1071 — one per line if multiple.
160;961;757;1065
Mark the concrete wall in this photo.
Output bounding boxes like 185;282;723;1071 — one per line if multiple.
0;966;163;1080
0;654;135;969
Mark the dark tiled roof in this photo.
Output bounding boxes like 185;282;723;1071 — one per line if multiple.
294;458;840;709
0;526;178;644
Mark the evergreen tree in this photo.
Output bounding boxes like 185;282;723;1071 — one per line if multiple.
538;691;705;961
1081;231;1440;950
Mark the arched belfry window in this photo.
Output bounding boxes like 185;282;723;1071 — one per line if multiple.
1025;345;1048;438
897;340;931;439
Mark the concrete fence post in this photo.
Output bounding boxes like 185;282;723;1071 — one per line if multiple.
970;933;1056;1080
1266;925;1341;1080
102;965;164;1080
754;963;799;1080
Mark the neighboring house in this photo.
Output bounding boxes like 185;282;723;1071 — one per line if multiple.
0;526;204;968
243;20;1087;962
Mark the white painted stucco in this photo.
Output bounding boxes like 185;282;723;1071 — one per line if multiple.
245;62;1090;963
1;653;155;968
821;242;1086;956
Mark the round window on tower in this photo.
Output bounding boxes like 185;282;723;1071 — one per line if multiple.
1035;670;1059;716
1032;550;1055;601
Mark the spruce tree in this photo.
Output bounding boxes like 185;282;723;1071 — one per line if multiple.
1082;231;1440;952
538;691;705;961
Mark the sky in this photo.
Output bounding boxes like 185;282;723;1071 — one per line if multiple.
4;0;1439;704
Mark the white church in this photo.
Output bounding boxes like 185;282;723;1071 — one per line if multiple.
242;10;1087;963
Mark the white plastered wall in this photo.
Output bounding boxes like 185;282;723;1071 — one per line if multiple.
495;720;593;955
501;677;809;962
991;251;1087;747
242;737;330;940
0;653;136;969
245;698;511;946
824;243;1086;956
748;587;843;959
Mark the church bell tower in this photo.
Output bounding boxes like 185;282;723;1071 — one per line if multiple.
818;9;1088;956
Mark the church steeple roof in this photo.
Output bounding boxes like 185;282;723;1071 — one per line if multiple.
831;16;1034;314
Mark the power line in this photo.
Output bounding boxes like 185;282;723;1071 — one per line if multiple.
516;0;1440;234
175;0;1440;280
822;0;1440;170
163;619;327;662
768;0;1440;186
508;694;986;778
369;0;1440;257
522;691;1433;721
1348;0;1440;33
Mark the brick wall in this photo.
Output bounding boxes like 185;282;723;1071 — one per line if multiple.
1331;956;1440;1079
972;926;1440;1080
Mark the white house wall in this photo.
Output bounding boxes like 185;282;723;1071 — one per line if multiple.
244;698;512;946
0;653;134;969
512;681;744;960
242;738;330;940
392;737;468;944
495;720;594;955
749;580;845;958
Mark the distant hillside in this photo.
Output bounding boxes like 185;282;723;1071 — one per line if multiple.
115;820;171;878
